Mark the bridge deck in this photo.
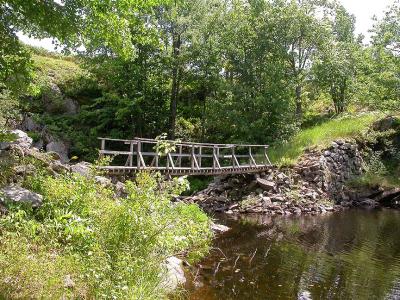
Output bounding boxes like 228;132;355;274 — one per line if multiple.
98;137;272;176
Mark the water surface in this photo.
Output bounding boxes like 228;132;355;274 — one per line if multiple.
187;209;400;300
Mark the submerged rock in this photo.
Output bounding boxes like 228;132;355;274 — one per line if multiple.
211;223;230;233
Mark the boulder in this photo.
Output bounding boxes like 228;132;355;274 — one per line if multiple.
20;116;42;132
64;98;80;115
0;130;32;150
46;141;69;163
95;176;112;187
50;160;70;173
256;178;276;191
163;256;186;292
1;185;43;208
71;162;92;177
372;116;399;132
42;83;64;113
211;223;230;233
115;181;128;198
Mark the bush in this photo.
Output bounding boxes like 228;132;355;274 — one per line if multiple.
0;171;212;299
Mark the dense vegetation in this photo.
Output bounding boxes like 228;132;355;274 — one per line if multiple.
0;154;211;298
0;0;399;299
1;0;399;161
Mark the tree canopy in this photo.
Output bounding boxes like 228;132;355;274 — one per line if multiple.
0;0;399;159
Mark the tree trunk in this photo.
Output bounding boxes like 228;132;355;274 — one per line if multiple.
295;85;302;120
338;79;347;113
169;32;181;140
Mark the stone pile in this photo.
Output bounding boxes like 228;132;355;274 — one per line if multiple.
185;139;365;215
0;130;126;209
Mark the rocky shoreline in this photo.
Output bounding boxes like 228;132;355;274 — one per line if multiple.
184;137;400;216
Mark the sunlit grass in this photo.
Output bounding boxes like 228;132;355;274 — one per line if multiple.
268;112;383;166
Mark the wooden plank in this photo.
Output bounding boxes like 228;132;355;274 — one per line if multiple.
100;150;133;155
167;153;175;170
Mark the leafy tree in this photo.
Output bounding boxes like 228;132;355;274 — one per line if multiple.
270;0;331;119
312;4;359;113
354;1;399;111
371;0;400;54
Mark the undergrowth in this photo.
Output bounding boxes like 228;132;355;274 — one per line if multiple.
0;169;212;299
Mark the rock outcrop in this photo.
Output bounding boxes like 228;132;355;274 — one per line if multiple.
185;139;364;215
0;130;33;150
1;185;43;208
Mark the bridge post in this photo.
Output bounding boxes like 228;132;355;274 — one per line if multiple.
129;141;134;167
198;147;202;168
178;144;182;168
249;146;252;166
264;146;271;166
100;139;106;159
231;146;236;168
212;146;216;170
190;145;194;170
137;141;141;170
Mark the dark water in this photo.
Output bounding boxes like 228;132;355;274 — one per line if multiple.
187;210;400;300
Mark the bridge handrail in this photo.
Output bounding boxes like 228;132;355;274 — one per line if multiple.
132;137;269;148
98;136;271;175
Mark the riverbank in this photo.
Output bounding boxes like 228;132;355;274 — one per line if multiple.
0;131;212;299
184;115;400;216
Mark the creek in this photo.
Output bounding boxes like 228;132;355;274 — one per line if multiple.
187;209;400;300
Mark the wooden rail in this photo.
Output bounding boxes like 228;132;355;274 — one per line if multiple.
98;137;272;176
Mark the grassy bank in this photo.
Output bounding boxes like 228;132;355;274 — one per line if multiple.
268;113;382;166
0;163;212;299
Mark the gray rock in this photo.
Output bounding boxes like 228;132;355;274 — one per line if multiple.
211;223;230;233
372;116;399;132
1;185;43;208
94;176;112;187
0;130;33;150
163;256;186;292
42;83;64;113
64;98;79;115
64;275;75;288
71;162;92;177
262;196;272;206
216;196;229;203
256;178;276;191
46;140;69;163
50;160;70;173
115;181;128;198
271;195;285;202
20;116;42;132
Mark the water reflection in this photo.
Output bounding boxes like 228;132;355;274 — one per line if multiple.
187;210;400;300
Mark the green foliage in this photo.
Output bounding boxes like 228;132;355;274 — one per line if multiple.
185;176;213;195
1;0;399;163
0;171;212;299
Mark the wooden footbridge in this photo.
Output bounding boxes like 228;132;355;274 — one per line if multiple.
98;137;272;176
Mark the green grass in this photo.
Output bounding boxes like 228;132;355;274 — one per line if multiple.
268;113;382;166
351;172;400;189
0;165;212;299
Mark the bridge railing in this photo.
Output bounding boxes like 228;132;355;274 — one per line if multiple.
98;137;271;175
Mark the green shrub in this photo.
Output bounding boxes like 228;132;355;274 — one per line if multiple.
0;171;212;299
